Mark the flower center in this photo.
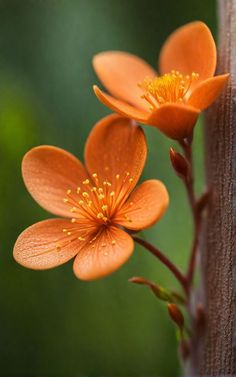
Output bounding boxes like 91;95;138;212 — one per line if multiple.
138;70;199;111
57;171;134;249
55;172;136;251
63;171;134;225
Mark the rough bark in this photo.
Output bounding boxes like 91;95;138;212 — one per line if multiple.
185;1;236;375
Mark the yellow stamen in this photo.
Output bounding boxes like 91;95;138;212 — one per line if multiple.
138;71;199;111
82;192;89;198
83;179;90;185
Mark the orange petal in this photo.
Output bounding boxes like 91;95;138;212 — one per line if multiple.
13;219;82;270
114;180;169;230
22;145;89;218
93;85;148;121
187;74;229;110
159;21;216;84
93;51;156;111
85;113;147;193
73;226;134;280
147;103;200;140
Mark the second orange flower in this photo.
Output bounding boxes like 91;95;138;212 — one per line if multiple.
93;21;229;140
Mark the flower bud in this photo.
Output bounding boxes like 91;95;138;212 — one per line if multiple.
167;303;184;329
129;277;173;302
169;147;190;179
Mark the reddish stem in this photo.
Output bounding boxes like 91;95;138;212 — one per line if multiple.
133;236;189;296
179;139;203;288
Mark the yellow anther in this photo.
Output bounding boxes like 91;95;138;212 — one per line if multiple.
129;178;134;183
83;179;90;185
67;189;72;195
56;245;61;251
116;174;120;179
97;213;104;219
78;200;84;205
124;214;132;222
77;187;81;194
110;191;115;197
126;172;130;176
70;207;77;212
88;201;92;207
102;205;108;211
130;201;134;206
82;192;89;198
91;187;97;192
62;228;67;232
63;198;69;203
67;231;72;236
103;181;111;186
98;188;103;193
92;173;97;178
71;218;76;223
111;240;116;245
98;194;105;200
78;236;85;241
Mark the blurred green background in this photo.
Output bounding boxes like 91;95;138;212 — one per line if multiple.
0;1;216;376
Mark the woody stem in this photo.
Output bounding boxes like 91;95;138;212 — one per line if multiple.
133;236;189;296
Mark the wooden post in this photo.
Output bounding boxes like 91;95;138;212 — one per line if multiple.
186;0;236;374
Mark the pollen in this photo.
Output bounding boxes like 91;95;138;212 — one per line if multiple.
138;71;199;110
82;192;89;198
83;179;90;185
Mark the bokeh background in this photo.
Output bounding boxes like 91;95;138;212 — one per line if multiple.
0;1;216;376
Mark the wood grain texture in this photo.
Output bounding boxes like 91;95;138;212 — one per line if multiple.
187;1;236;375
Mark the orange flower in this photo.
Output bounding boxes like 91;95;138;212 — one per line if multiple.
13;114;169;280
93;21;229;140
